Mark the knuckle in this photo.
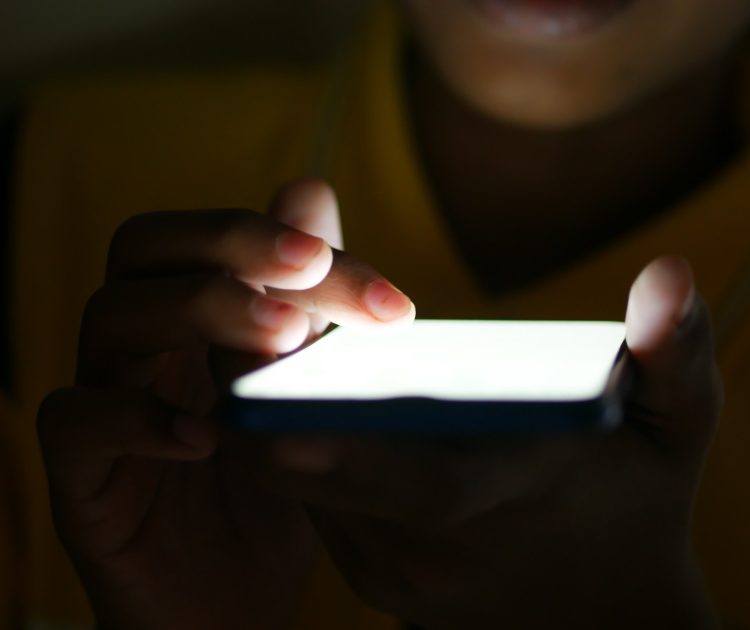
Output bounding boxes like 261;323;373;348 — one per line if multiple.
317;254;376;306
331;250;374;284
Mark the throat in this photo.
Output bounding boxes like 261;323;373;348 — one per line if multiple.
405;46;741;295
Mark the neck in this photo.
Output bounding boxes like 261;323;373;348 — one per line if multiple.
406;47;741;293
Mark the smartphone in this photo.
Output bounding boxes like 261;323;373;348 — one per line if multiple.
223;320;631;434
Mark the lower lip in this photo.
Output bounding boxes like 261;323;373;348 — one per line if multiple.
470;0;636;39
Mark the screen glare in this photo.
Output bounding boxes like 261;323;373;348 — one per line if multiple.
232;320;626;402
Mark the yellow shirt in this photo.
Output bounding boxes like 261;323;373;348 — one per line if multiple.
5;3;750;628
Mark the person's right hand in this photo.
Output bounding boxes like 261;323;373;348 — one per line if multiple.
36;179;415;630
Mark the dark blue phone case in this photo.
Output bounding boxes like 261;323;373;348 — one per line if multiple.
222;343;632;435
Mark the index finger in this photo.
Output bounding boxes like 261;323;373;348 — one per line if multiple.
268;249;417;333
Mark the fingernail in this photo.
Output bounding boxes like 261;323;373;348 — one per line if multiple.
276;231;324;269
250;295;297;331
678;283;696;325
674;284;698;337
173;414;214;451
625;256;696;352
364;280;413;322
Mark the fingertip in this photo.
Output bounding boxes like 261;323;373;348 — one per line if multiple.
250;294;301;329
319;281;416;336
374;298;417;335
273;235;334;290
275;231;324;269
317;283;416;337
363;281;417;335
364;280;415;322
267;308;312;355
625;256;696;355
250;295;310;354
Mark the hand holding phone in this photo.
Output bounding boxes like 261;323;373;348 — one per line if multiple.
228;257;721;630
36;179;415;629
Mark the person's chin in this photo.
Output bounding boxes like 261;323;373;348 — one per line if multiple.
454;74;644;131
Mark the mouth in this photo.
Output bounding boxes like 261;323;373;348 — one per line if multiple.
469;0;637;39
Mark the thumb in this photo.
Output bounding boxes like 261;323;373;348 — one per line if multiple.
268;178;344;250
625;256;723;447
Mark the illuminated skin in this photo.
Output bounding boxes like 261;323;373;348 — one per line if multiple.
403;0;750;128
40;183;721;630
35;0;747;628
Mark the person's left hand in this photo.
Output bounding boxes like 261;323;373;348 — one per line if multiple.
233;256;722;630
